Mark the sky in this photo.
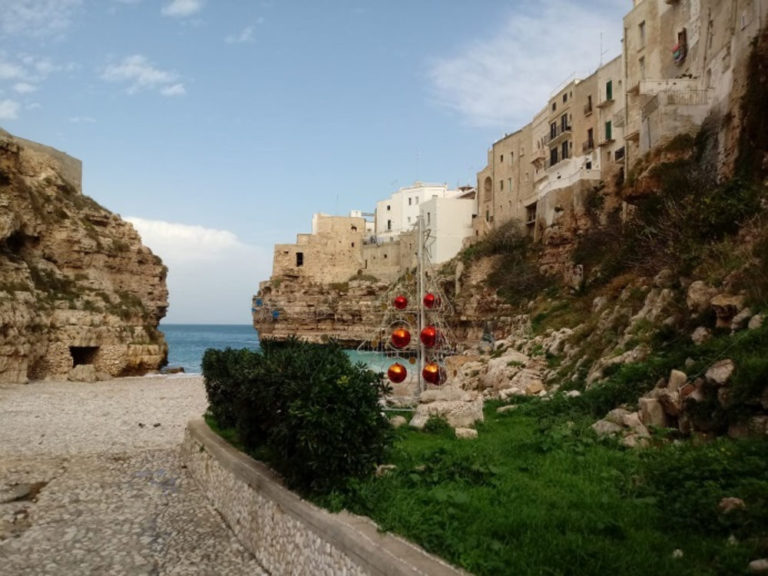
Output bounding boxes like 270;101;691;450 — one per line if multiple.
0;0;625;324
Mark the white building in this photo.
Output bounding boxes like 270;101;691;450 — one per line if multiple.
420;191;476;264
374;182;460;243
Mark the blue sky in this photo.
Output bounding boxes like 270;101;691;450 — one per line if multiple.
0;0;625;324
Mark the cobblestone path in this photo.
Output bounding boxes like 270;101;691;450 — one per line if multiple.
0;376;267;576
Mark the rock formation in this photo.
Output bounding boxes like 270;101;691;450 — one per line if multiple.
0;129;168;383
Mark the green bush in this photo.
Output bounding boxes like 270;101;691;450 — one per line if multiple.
202;339;393;495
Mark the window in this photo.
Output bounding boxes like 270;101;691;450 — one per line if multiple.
386;204;390;211
560;114;568;132
561;140;569;160
427;212;431;224
639;56;646;79
500;154;504;163
508;177;512;192
606;80;613;101
639;21;646;47
499;180;504;191
563;93;568;103
587;127;594;148
552;102;557;112
296;252;304;267
605;120;612;141
485;210;490;222
550;147;559;166
550;122;557;139
586;160;592;170
387;219;392;231
408;198;412;206
526;204;536;224
351;242;355;248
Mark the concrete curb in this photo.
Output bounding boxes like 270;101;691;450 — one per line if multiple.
182;418;469;576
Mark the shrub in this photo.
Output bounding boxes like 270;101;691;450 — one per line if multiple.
202;339;393;495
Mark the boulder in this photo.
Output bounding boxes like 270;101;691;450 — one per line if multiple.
496;405;518;414
605;408;632;426
455;427;478;439
691;326;712;345
710;294;747;329
639;397;669;429
705;359;735;386
748;559;768;574
410;391;484;430
390;415;408;428
68;364;97;382
748;314;764;330
686;281;717;315
731;307;753;332
667;369;687;392
591;419;623;437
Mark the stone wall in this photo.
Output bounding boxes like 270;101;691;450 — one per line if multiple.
181;419;467;576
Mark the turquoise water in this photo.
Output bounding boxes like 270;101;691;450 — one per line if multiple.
160;324;390;375
160;324;260;374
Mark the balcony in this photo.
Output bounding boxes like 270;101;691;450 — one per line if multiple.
548;124;572;146
530;148;546;166
583;102;593;116
596;97;614;109
582;139;595;154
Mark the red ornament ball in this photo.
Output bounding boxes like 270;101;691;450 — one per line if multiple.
393;295;408;310
422;362;443;385
387;363;408;383
423;293;440;309
420;325;438;348
390;327;411;349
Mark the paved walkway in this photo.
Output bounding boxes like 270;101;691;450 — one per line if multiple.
0;376;267;575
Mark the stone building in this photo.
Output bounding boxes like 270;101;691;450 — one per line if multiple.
474;0;767;247
272;213;367;284
623;0;767;169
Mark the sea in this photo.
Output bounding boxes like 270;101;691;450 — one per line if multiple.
160;324;389;375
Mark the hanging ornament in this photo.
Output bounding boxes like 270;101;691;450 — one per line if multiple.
422;362;443;385
387;363;407;383
420;325;438;348
423;293;440;309
393;295;408;310
390;327;411;349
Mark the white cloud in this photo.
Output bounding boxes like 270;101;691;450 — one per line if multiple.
0;0;82;38
0;59;24;81
126;217;272;324
427;1;623;129
161;0;204;18
69;115;95;123
0;99;20;120
160;82;186;96
226;21;263;44
13;82;37;93
101;55;184;96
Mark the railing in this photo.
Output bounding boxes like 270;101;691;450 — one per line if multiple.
584;102;593;115
582;140;595;153
615;147;625;162
548;124;572;143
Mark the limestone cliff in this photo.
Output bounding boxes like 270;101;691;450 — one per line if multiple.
0;129;168;383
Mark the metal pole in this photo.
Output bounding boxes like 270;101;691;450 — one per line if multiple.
417;214;425;394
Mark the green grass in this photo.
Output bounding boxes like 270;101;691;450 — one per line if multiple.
317;404;768;576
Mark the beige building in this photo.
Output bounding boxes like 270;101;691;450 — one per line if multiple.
623;0;768;167
272;213;367;284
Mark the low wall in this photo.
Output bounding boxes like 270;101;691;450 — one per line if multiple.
182;419;468;576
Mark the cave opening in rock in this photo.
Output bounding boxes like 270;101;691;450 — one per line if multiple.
69;346;99;366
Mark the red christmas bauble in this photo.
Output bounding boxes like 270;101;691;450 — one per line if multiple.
422;362;443;385
390;327;411;349
423;293;440;309
387;363;407;383
393;295;408;310
420;326;438;348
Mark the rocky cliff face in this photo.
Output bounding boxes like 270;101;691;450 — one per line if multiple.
0;130;168;383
